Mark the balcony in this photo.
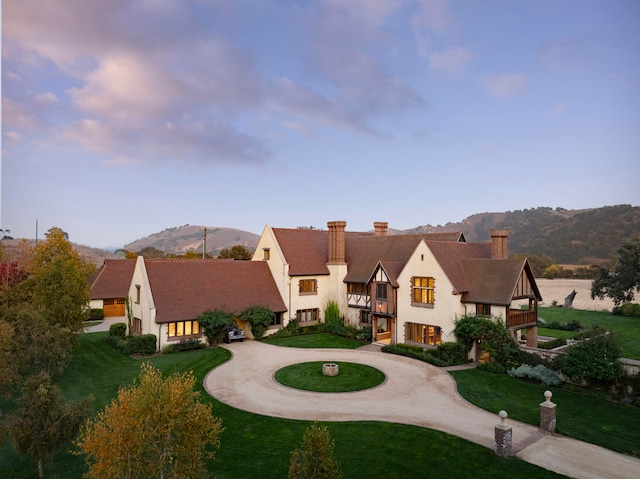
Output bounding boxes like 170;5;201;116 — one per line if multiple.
372;299;395;316
507;309;537;329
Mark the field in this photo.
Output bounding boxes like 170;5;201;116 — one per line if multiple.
536;278;615;311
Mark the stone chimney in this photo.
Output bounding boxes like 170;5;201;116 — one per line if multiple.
327;221;347;264
491;229;509;259
374;221;388;237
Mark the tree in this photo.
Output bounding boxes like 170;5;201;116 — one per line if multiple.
7;372;92;479
218;244;253;260
198;309;236;345
591;238;640;306
241;305;274;339
31;227;90;333
76;363;223;479
0;319;18;407
289;422;342;479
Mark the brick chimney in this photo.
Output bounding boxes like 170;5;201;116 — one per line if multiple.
374;221;388;236
327;221;347;264
491;229;509;259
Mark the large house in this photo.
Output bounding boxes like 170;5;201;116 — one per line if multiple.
253;221;541;351
89;220;541;354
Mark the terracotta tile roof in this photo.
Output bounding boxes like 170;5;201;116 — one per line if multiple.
460;258;541;305
426;241;493;293
144;259;287;323
90;259;136;299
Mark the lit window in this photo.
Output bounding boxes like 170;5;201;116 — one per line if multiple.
167;320;201;339
412;277;435;305
406;322;441;346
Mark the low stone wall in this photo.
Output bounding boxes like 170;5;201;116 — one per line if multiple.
520;345;638;376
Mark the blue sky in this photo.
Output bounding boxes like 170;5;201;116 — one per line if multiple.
3;0;639;249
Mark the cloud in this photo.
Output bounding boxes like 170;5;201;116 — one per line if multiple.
551;102;567;115
538;38;585;72
429;46;472;72
484;74;530;98
4;131;23;143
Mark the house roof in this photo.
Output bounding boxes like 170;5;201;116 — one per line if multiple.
460;258;542;305
144;259;287;323
90;259;136;300
427;241;493;293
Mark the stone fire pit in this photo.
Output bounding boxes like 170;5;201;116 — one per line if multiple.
322;363;339;376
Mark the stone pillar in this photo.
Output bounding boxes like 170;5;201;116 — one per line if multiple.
540;390;557;432
494;410;512;457
526;326;538;348
327;221;347;264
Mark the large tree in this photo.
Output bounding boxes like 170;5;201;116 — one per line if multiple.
591;238;640;306
7;372;92;479
31;227;91;333
76;363;223;479
218;244;253;260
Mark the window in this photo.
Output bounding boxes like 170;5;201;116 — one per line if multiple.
412;277;435;305
168;320;201;339
299;279;317;295
263;248;270;260
406;322;441;346
360;309;372;324
135;284;141;304
347;283;367;294
132;317;142;335
476;304;491;317
376;283;388;300
271;313;282;327
297;308;319;323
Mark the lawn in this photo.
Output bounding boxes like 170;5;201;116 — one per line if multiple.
537;307;640;359
262;332;366;349
274;361;385;392
450;368;640;457
0;333;566;479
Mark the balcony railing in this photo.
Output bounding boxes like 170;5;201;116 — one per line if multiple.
507;309;537;329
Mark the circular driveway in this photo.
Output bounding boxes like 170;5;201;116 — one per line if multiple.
203;340;640;479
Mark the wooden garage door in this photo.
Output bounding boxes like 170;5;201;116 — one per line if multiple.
103;298;126;317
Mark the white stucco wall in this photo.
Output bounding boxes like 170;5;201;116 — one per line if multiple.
128;256;162;350
395;241;464;344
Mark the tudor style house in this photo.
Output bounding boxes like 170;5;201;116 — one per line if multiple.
127;257;286;351
253;221;541;350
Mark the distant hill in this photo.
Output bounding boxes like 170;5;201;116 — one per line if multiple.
2;239;124;267
402;204;640;265
123;225;260;256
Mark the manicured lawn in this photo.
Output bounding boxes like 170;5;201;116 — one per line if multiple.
450;368;640;457
538;327;575;340
274;361;385;392
538;307;640;359
0;333;566;479
263;332;366;349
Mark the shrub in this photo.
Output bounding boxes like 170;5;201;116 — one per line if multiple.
162;339;205;354
545;320;582;331
433;342;469;366
511;350;554;368
559;334;625;386
621;302;640;318
477;362;506;374
453;315;520;367
382;344;447;367
574;325;607;340
324;301;342;326
89;308;104;320
198;309;236;345
241;306;274;339
356;326;372;342
537;337;567;350
103;335;131;354
508;364;562;386
127;334;157;356
109;322;127;338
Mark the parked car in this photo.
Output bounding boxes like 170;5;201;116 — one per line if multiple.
223;325;245;343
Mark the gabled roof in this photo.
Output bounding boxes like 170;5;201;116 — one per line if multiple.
427;241;493;293
272;228;373;276
366;261;406;288
144;259;287;323
90;259;136;300
460;258;542;305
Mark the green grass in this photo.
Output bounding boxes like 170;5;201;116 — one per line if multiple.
0;333;566;479
450;368;640;457
274;361;385;392
263;332;366;349
538;307;640;359
537;327;575;340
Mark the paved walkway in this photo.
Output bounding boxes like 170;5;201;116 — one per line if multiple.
84;316;127;333
203;341;640;479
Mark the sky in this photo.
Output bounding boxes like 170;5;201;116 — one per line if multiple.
2;0;639;249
